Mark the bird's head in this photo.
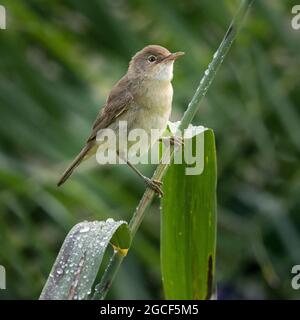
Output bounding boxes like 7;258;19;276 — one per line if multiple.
128;45;184;82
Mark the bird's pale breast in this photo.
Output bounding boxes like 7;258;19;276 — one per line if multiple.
97;80;173;159
127;80;173;152
133;81;172;130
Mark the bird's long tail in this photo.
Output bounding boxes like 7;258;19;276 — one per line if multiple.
57;142;94;186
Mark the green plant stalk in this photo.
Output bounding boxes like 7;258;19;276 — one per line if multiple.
92;0;255;300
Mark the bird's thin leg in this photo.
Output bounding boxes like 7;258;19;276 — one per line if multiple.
126;160;163;197
118;152;163;197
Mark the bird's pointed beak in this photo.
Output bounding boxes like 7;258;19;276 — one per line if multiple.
162;51;185;62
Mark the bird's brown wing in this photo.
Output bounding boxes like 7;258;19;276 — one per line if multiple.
57;75;134;186
87;76;134;142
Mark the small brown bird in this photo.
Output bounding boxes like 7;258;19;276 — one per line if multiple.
57;45;184;196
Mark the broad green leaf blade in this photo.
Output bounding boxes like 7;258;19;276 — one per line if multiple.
40;219;131;300
161;128;217;300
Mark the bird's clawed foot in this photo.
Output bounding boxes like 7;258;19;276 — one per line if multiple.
160;136;184;149
144;177;164;197
170;135;184;148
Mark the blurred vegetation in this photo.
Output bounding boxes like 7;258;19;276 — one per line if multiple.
0;0;299;299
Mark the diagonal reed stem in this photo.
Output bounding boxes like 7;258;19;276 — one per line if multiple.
92;0;255;300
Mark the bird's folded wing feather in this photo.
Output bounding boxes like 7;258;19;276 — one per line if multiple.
87;75;134;142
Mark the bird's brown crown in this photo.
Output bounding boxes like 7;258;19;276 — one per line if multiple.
130;45;171;64
127;45;184;81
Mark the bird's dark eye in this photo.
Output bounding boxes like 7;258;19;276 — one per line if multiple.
148;55;156;62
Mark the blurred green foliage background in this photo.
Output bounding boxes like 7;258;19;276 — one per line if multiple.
0;0;300;299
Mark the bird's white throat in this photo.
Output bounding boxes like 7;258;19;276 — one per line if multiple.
153;61;174;81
